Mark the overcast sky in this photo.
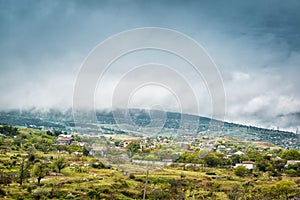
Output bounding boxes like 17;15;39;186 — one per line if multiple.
0;0;300;132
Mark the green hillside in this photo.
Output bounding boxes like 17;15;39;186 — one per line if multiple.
0;125;299;199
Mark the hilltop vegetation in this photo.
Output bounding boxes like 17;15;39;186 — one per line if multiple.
0;125;299;199
0;109;299;149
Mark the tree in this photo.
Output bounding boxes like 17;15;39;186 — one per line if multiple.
126;142;140;158
18;157;31;186
34;138;54;153
280;149;300;160
67;143;82;153
204;152;224;167
144;154;159;161
66;143;89;156
262;179;298;200
53;157;67;173
231;154;242;165
285;162;300;177
275;180;298;200
32;162;48;185
234;166;250;177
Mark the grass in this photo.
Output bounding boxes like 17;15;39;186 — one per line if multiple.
0;126;299;199
1;159;299;199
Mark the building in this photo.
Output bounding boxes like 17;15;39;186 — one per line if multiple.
285;160;300;168
235;161;255;170
90;146;107;157
233;151;245;156
56;134;74;145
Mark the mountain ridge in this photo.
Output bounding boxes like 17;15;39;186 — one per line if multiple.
0;108;299;149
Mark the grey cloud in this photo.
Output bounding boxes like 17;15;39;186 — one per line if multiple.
0;0;300;131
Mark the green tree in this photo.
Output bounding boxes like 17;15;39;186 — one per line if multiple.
126;142;140;158
275;180;298;200
262;179;298;200
66;143;89;156
32;162;48;185
18;157;31;186
231;154;242;165
285;162;300;177
280;149;300;160
67;143;82;153
234;166;250;177
204;152;224;167
53;157;67;173
34;138;54;153
144;154;159;161
272;159;286;174
176;152;189;163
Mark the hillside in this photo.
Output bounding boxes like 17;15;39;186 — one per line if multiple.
0;125;300;199
0;109;299;149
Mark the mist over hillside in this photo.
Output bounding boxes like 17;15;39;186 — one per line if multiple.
0;108;298;149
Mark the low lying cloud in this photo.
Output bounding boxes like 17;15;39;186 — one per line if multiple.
0;0;300;132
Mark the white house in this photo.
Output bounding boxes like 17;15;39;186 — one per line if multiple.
285;160;300;168
235;161;255;170
233;151;245;156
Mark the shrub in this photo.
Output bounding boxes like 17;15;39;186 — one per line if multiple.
0;188;6;197
149;188;171;199
234;166;250;177
285;169;298;177
206;172;217;176
91;162;106;169
31;187;50;200
129;173;135;179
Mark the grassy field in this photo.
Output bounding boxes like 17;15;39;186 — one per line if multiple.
1;151;300;199
0;126;299;199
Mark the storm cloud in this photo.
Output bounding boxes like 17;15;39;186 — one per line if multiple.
0;0;300;132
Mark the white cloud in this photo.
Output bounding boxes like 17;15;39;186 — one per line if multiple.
232;72;250;82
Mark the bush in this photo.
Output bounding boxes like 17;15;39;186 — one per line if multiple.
234;166;250;177
129;173;135;179
149;188;171;199
91;162;106;169
87;189;101;199
0;188;6;197
31;187;50;200
0;172;13;185
206;172;216;175
285;169;298;177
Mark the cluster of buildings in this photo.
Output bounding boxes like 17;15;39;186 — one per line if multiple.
121;136;172;150
53;133;300;171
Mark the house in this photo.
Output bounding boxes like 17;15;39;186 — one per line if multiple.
56;134;75;145
285;160;300;168
72;151;83;156
187;149;195;154
235;161;255;170
90;146;107;157
77;142;86;147
233;151;245;156
217;145;226;149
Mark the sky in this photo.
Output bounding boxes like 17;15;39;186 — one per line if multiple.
0;0;300;132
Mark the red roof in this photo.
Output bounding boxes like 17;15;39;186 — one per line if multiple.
242;161;255;164
124;139;141;143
